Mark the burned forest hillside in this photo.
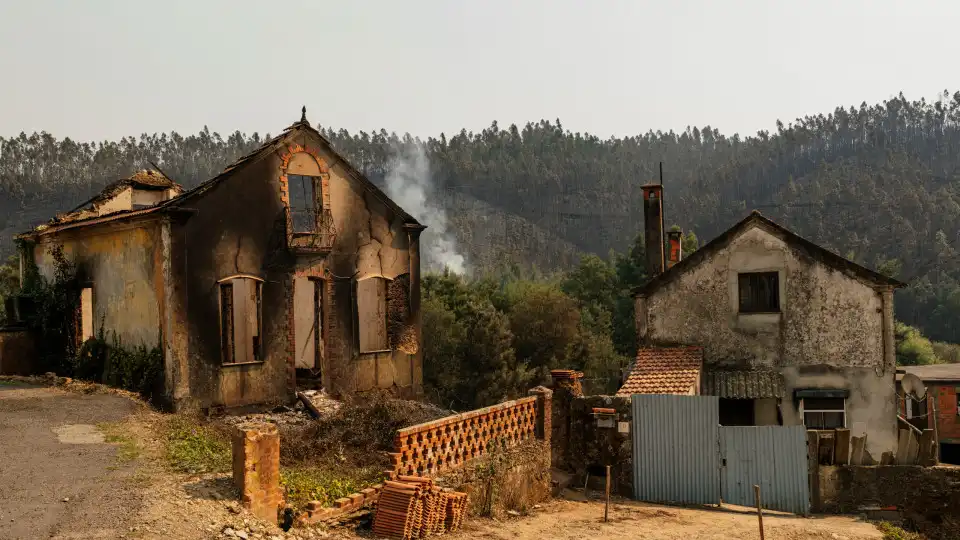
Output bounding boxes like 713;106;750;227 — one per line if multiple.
3;91;960;342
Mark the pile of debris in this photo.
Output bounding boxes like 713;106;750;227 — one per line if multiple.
372;476;467;540
219;389;342;428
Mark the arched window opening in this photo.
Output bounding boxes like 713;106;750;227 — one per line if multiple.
219;275;263;364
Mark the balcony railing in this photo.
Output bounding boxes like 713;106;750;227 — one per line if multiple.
289;208;337;254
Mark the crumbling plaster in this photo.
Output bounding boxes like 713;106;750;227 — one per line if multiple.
32;222;164;348
326;159;409;281
283;139;417;398
636;225;897;457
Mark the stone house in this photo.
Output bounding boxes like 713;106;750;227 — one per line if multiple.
896;364;960;464
622;184;905;462
15;110;425;411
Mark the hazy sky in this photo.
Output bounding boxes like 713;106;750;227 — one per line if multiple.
2;0;958;142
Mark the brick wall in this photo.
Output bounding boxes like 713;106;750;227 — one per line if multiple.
932;384;960;442
391;395;541;477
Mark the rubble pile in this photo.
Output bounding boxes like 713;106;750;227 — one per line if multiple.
371;476;467;540
219;390;341;427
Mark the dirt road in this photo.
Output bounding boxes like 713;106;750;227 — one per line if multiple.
453;499;883;540
0;382;143;540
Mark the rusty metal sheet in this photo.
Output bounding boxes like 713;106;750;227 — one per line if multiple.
702;370;785;399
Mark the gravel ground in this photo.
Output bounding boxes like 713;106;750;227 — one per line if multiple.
0;381;143;540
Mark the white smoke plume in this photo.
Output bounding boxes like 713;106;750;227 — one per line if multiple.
384;143;466;275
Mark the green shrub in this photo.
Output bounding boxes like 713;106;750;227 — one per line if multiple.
74;329;162;399
876;521;925;540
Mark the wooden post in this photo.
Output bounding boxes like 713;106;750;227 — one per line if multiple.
806;430;820;510
754;484;765;540
931;397;940;464
604;465;611;523
834;429;851;465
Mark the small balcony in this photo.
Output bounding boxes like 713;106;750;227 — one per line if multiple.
289;209;337;255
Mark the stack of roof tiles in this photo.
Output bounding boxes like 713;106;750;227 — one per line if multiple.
616;346;703;396
371;475;468;539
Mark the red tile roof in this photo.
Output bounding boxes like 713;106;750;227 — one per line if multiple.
616;347;703;396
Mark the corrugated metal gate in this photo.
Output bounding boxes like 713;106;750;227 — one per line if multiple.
631;395;809;514
719;426;810;515
631;395;721;505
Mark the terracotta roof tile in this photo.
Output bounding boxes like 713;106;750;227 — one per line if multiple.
616;347;702;396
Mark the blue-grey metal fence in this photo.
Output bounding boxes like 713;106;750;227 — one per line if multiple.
631;394;721;506
719;426;810;515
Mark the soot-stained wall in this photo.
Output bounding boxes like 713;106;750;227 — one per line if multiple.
166;129;421;410
169;154;290;410
635;224;897;458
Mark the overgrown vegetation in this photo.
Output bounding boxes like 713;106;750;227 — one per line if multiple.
876;521;926;540
896;322;942;366
4;244;163;399
76;329;163;399
422;233;687;409
280;467;382;509
15;243;83;373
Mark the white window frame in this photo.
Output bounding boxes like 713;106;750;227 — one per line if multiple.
799;397;847;429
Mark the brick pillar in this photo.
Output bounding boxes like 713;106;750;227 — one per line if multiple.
528;386;553;444
232;422;284;524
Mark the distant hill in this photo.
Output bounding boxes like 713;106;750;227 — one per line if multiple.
4;91;960;341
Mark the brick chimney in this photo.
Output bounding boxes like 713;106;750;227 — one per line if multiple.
641;184;665;277
667;229;683;269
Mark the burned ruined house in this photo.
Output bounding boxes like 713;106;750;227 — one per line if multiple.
619;184;905;462
16;110;424;411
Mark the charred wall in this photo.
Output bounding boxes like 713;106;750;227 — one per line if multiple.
170;154;291;410
168;131;421;409
311;141;418;398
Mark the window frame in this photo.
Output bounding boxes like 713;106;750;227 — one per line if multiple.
287;174;321;234
800;397;846;430
217;274;264;365
79;286;94;344
355;276;391;354
738;271;781;314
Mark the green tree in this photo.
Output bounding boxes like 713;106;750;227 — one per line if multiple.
895;322;941;366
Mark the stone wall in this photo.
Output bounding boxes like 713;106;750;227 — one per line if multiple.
563;395;634;497
817;465;960;539
636;223;899;459
433;439;551;518
0;328;35;375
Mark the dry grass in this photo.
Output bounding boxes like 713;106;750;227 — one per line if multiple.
163;415;233;474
